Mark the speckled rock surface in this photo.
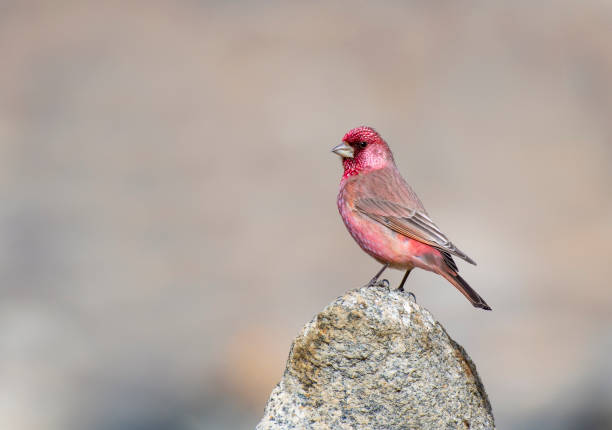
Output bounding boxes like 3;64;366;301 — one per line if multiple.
256;285;494;430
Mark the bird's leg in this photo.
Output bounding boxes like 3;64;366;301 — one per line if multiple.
397;268;413;292
366;263;389;287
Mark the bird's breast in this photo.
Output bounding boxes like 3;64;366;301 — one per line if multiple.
337;185;418;268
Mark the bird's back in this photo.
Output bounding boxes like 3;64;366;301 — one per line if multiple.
342;166;426;213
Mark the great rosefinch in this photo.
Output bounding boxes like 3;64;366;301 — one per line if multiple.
332;126;491;310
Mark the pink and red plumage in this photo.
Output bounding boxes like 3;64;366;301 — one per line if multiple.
333;126;491;310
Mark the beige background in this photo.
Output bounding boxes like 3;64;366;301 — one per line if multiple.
1;1;611;429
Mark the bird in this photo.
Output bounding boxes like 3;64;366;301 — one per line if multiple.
332;126;491;310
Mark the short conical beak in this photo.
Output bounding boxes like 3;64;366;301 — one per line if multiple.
331;141;354;158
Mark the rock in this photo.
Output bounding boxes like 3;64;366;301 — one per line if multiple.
256;285;494;430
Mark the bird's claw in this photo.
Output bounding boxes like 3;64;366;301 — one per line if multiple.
366;278;389;289
376;279;390;288
406;291;417;303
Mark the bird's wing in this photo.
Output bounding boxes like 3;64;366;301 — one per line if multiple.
353;169;476;265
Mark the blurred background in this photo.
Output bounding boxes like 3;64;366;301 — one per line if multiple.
1;1;612;429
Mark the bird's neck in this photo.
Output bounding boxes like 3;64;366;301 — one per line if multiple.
342;155;390;180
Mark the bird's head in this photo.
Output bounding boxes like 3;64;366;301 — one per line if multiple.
332;126;394;178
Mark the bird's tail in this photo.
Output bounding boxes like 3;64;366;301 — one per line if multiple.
441;271;492;311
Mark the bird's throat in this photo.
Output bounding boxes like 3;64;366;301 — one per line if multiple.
342;157;361;179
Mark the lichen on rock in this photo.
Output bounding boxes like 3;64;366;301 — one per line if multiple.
256;285;494;430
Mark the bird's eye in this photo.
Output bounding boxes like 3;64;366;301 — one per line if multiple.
359;141;367;148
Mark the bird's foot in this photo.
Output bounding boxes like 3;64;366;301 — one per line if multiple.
376;278;390;288
366;278;389;288
365;264;390;288
397;285;417;301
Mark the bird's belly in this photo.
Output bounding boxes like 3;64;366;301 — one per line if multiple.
338;198;418;269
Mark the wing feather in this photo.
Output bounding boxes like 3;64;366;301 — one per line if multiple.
351;168;476;266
